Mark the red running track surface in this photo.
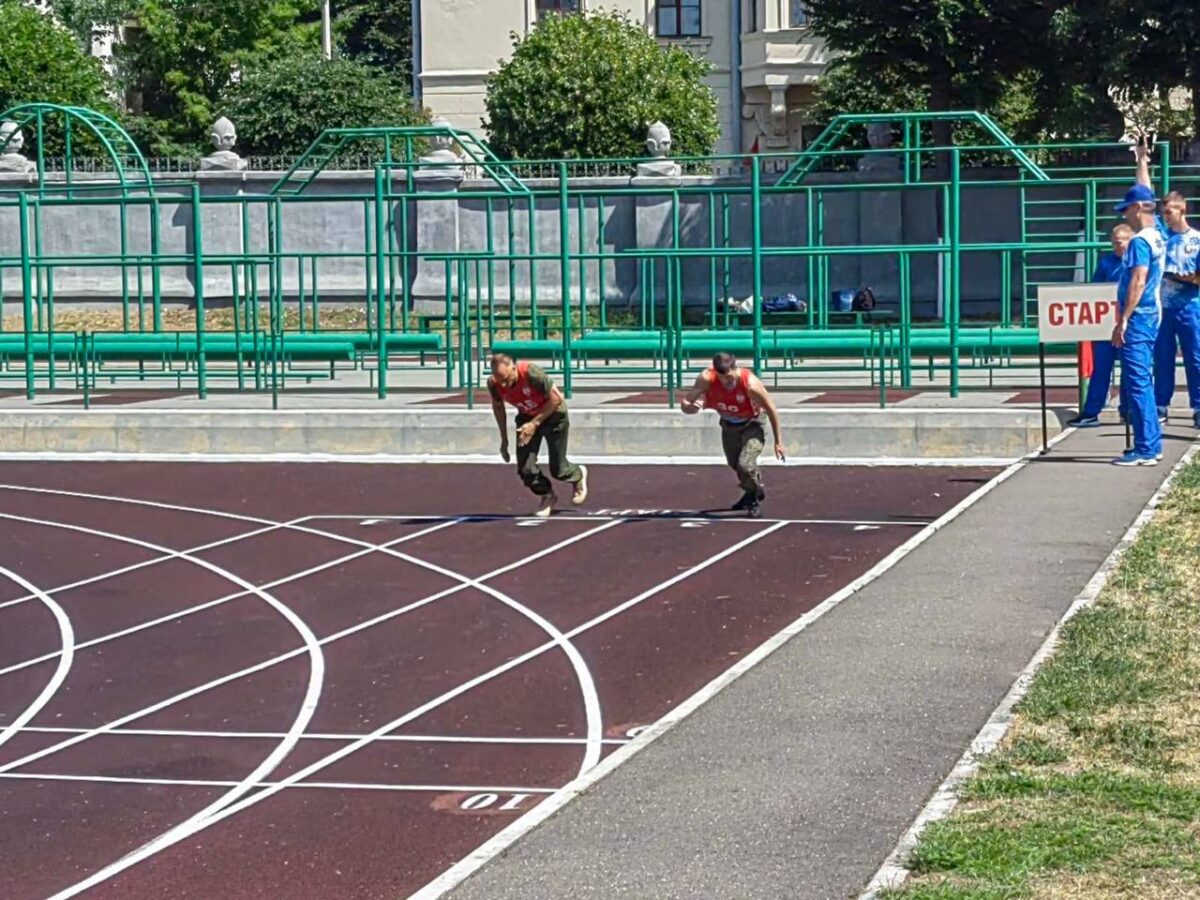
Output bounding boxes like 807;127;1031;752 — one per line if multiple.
0;460;999;898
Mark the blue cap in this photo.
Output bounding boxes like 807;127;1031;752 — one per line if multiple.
1115;183;1157;213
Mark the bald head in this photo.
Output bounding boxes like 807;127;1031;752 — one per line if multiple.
490;352;517;385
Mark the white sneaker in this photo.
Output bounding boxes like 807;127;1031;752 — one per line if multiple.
572;465;589;505
534;493;557;518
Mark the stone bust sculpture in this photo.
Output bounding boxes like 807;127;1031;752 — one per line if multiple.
858;121;900;174
201;116;248;171
866;122;893;150
417;116;465;181
422;116;463;166
646;121;672;158
0;121;36;174
638;120;681;177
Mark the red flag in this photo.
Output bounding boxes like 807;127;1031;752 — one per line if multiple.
1078;341;1094;379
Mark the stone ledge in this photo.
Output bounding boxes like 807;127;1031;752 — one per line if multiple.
0;408;1063;460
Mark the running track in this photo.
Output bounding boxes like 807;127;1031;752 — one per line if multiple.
0;461;999;899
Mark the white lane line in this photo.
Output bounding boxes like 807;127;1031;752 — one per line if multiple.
0;519;618;776
0;511;327;867
379;548;604;778
0;567;74;753
0;522;287;615
0;482;300;533
307;513;931;527
18;726;629;746
0;518;463;680
409;431;1079;900
43;519;625;899
0;480;610;785
0;772;557;794
52;521;788;899
857;440;1200;899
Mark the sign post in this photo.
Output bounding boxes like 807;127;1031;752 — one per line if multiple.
1036;283;1121;454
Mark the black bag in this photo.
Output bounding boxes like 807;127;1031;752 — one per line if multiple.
852;286;877;312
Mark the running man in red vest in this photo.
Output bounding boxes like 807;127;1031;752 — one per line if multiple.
488;353;589;517
680;352;785;517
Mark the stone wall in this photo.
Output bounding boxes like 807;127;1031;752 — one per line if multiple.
0;167;1098;320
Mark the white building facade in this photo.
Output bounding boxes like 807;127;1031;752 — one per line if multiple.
413;0;832;156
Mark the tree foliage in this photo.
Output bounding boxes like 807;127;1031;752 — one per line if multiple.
809;0;1079;144
115;0;320;154
810;0;1199;146
44;0;133;48
221;53;427;156
484;11;718;160
335;0;411;75
0;0;115;153
1074;0;1200;140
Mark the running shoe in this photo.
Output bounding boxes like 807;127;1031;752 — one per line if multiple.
572;466;589;505
1111;451;1159;467
1158;407;1169;424
1066;414;1101;428
534;492;558;517
731;491;757;511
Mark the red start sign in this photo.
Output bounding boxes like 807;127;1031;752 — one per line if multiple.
1037;283;1120;342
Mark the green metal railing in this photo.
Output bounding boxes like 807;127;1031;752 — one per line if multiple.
2;108;1197;405
778;110;1052;186
1;103;155;195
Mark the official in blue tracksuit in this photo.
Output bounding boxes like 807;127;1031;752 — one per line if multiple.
1068;223;1133;426
1111;183;1167;466
1152;191;1200;428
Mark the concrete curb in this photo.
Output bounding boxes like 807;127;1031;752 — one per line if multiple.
0;407;1063;460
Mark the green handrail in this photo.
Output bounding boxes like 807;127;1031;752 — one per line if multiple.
778;111;1050;186
0;103;154;194
270;124;531;196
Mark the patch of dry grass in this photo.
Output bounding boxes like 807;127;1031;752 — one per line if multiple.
0;305;371;333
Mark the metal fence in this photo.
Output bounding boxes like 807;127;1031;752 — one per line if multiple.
1;105;1196;406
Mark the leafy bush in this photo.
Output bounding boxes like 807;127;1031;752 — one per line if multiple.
0;0;116;154
221;53;427;156
484;11;718;161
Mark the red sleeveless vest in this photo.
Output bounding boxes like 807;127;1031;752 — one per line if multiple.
494;361;549;415
704;368;757;421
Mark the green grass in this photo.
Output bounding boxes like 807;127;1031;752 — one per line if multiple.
883;456;1200;900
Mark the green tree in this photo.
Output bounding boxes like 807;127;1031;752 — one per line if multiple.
335;0;411;75
1071;0;1200;141
115;0;320;154
484;11;718;160
808;0;1093;146
0;0;115;152
809;0;1200;151
221;53;427;156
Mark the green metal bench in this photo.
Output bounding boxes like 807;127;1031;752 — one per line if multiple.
0;333;84;391
80;332;360;395
0;334;82;359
